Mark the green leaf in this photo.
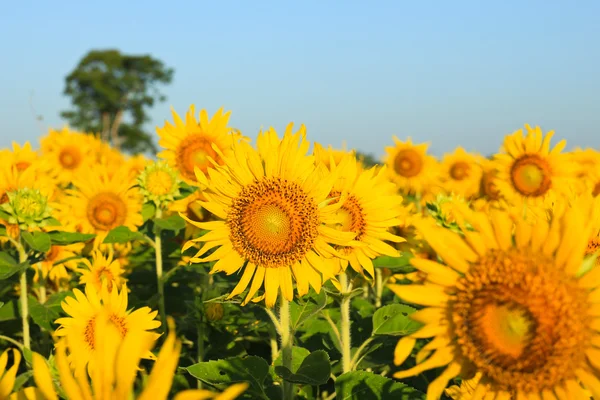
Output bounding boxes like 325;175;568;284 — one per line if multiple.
48;231;95;246
0;300;18;321
0;225;7;236
373;253;415;272
141;203;156;222
0;252;29;280
28;295;60;331
13;371;33;392
187;356;270;399
22;348;33;366
21;231;51;252
175;181;198;200
154;214;186;231
273;346;310;373
290;291;327;331
103;226;145;244
335;371;423;399
275;350;331;386
372;304;422;336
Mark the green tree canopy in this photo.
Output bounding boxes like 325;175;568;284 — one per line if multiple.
61;49;174;153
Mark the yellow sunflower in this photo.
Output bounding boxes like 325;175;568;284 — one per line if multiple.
33;315;246;400
124;154;150;180
34;243;84;290
439;148;482;198
40;127;94;185
318;152;406;278
168;191;208;239
78;248;125;293
444;373;482;399
383;136;438;195
0;141;39;173
389;200;600;399
61;165;143;245
182;124;357;307
0;348;21;399
494;124;576;209
313;142;356;170
54;283;161;375
157;105;246;184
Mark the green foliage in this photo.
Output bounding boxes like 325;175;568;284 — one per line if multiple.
21;231;51;253
372;305;422;336
275;350;331;385
48;231;96;246
154;215;186;232
61;49;174;153
289;291;327;332
0;252;28;280
335;371;423;399
103;225;145;244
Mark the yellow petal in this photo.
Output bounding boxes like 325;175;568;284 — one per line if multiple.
393;336;416;366
388;284;448;307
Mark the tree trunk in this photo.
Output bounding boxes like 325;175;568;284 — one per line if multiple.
101;112;111;143
110;110;124;151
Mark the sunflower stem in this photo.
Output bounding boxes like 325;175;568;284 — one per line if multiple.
374;269;383;308
16;238;30;349
340;272;353;374
154;208;167;331
279;296;295;400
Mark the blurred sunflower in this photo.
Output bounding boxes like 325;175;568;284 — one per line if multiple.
389;201;600;399
439;148;482;198
54;283;161;375
157;105;245;184
383;137;438;195
313;142;355;170
78;248;126;293
316;148;406;279
62;165;143;245
124;153;150;180
182;124;357;307
168;191;208;239
33;315;246;400
494;124;576;209
40;127;93;185
34;243;84;290
0;141;39;173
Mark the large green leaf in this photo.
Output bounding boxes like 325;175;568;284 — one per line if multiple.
372;304;422;336
103;226;145;244
335;371;423;399
0;252;29;280
28;295;61;331
21;231;51;252
275;350;331;386
0;300;18;321
290;291;327;332
187;356;270;399
141;203;156;222
273;346;310;373
154;214;186;231
48;231;95;246
372;253;415;272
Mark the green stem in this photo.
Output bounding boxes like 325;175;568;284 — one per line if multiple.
0;335;24;350
374;269;383;308
17;240;30;349
279;296;294;400
154;208;167;331
339;272;352;374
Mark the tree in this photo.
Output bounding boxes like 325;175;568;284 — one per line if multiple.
61;49;174;153
356;151;379;168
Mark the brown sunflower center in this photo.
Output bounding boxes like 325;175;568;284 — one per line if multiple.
452;249;590;393
96;266;115;292
86;192;127;231
586;237;600;266
228;177;319;268
59;146;82;170
593;181;600;197
480;170;501;200
84;314;128;350
510;155;552;197
450;161;470;181
15;161;31;172
330;191;366;241
393;149;423;178
176;134;221;181
46;246;60;262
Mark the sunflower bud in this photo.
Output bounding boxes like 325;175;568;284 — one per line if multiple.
1;188;53;230
137;161;181;207
204;302;224;322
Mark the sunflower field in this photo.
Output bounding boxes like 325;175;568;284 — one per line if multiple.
1;106;599;400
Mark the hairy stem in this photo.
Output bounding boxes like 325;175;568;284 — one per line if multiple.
154;208;167;330
17;240;30;349
279;296;294;400
340;272;352;373
374;268;383;308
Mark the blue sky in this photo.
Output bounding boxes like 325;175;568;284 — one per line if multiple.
1;1;599;158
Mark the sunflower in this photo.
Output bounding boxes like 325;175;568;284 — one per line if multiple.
313;142;356;170
0;348;21;399
40;127;94;185
316;150;406;279
439;148;482;198
34;243;84;290
54;283;161;375
388;201;600;399
383;136;438;195
34;315;246;400
125;154;150;180
78;248;125;293
157;105;245;184
61;164;143;245
444;373;482;399
181;124;357;307
494;124;576;210
168;191;208;239
0;141;39;172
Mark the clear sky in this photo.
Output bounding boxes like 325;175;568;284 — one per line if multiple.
1;0;599;158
